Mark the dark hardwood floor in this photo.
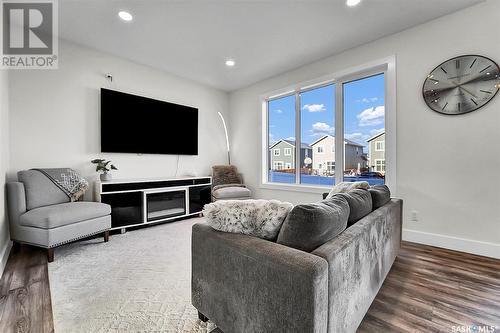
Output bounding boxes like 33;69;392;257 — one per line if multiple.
358;242;500;332
0;245;53;333
0;241;499;332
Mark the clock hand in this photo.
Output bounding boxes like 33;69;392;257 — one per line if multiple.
451;81;478;99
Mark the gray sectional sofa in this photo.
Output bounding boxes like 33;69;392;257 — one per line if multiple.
192;186;402;333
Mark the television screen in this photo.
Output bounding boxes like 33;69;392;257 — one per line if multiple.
100;88;198;155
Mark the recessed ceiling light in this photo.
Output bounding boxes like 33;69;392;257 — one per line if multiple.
118;11;133;21
346;0;361;7
225;59;235;67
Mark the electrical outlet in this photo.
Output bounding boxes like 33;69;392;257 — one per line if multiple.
410;210;418;222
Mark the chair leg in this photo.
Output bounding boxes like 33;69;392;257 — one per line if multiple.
104;230;109;243
12;241;21;253
198;311;209;322
47;248;54;263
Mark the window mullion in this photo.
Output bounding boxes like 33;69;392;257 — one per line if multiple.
295;92;301;184
334;83;344;185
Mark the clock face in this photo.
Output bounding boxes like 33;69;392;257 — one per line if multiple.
423;55;500;115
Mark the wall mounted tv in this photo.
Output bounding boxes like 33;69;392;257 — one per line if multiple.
100;88;198;155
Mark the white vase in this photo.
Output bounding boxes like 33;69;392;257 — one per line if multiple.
100;173;112;181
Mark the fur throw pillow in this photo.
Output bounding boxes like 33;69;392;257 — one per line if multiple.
203;199;293;240
212;165;241;187
325;181;369;199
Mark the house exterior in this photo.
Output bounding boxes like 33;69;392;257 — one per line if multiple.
269;140;312;170
367;131;385;174
310;135;367;175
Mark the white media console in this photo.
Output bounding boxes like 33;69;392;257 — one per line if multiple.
96;176;212;231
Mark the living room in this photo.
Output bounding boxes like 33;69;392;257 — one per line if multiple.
0;0;499;332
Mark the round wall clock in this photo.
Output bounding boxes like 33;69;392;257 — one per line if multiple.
422;55;500;115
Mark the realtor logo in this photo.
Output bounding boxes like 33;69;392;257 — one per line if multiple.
1;0;58;69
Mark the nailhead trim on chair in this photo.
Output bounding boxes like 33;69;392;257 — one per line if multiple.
49;229;109;248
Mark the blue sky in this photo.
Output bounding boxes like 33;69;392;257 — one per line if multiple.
269;74;385;151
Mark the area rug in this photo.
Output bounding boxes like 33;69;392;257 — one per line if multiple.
48;217;218;333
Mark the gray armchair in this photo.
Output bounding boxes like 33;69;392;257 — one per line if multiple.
7;170;112;262
211;165;252;201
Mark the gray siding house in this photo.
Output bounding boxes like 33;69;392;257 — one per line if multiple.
270;140;312;170
367;131;385;173
310;135;367;175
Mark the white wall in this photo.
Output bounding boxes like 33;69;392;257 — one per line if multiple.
229;1;500;258
0;69;11;276
9;41;230;188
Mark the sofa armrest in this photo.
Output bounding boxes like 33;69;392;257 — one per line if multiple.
6;182;27;225
311;198;402;333
192;222;328;333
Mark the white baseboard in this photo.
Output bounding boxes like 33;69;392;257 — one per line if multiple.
403;229;500;259
0;240;12;279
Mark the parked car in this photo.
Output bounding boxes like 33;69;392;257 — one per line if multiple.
359;172;384;179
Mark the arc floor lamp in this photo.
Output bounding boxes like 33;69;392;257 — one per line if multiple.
218;112;231;165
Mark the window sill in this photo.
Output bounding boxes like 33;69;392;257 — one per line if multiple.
260;182;330;194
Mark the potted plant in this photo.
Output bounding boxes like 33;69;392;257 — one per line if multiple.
91;159;118;181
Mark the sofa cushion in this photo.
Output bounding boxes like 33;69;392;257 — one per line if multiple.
369;185;391;210
277;195;349;252
334;189;372;226
203;199;293;240
18;170;70;210
20;202;111;229
213;186;251;200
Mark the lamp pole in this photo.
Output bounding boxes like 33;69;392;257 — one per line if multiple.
218;112;231;165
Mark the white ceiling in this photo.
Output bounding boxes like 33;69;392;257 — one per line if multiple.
59;0;483;91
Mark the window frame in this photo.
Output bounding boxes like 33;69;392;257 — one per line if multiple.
375;159;386;172
273;161;284;170
284;147;292;156
273;148;280;156
375;141;385;151
261;56;397;194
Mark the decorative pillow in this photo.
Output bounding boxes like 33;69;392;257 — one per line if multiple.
212;165;241;187
334;189;372;226
276;195;349;252
369;185;391;210
203;199;293;240
325;181;369;199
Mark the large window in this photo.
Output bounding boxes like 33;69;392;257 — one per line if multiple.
268;95;295;184
301;84;335;186
264;61;392;189
343;73;385;185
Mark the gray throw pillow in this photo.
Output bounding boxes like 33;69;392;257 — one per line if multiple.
369;185;391;210
277;195;349;252
334;189;372;226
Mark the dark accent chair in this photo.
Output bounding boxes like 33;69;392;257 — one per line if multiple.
211;165;251;201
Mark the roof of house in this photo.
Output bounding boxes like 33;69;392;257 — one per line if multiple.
367;130;385;142
309;135;364;147
270;139;311;149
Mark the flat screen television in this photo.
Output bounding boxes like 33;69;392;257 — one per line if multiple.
100;88;198;155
